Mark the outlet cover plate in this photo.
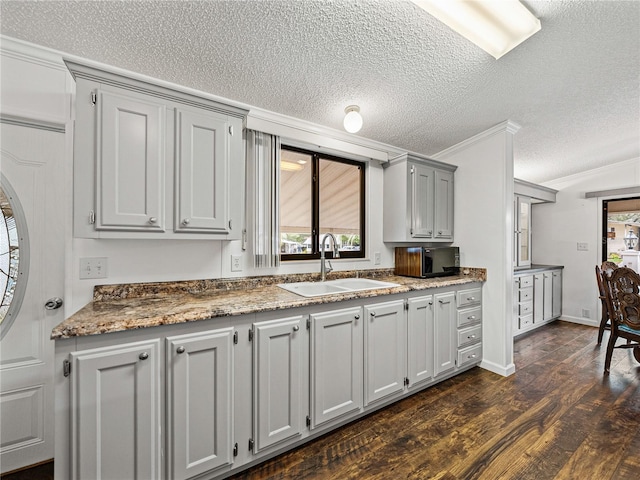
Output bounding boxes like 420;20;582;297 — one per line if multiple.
80;257;108;279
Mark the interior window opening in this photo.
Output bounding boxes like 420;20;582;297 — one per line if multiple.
279;146;365;261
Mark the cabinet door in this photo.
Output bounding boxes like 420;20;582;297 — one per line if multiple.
175;108;229;233
410;164;434;238
70;340;161;480
552;270;562;318
97;89;165;231
433;292;456;376
543;272;553;320
364;300;406;405
166;328;233;479
533;274;544;324
310;307;363;429
253;316;303;452
407;295;434;387
434;169;454;239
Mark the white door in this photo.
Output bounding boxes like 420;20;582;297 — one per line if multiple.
0;123;65;473
407;295;434;387
433;291;456;377
410;164;434;238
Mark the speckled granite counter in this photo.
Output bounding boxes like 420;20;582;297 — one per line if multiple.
52;268;486;339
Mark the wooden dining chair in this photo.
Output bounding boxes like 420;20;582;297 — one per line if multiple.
596;261;618;345
601;266;640;373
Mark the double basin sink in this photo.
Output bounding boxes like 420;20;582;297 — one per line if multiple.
278;278;400;298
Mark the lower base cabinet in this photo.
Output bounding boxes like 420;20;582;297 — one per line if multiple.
166;328;234;480
69;340;162;480
57;282;482;480
514;268;563;336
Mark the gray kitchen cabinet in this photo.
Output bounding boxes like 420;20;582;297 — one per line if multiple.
175;107;232;234
552;270;563;318
383;153;457;243
455;287;483;369
310;306;363;429
69;340;161;480
363;299;406;405
166;328;234;480
407;294;435;387
514;267;563;336
96;88;166;232
252;315;304;453
433;291;457;377
67;60;246;240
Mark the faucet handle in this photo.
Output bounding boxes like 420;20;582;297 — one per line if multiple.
326;260;333;273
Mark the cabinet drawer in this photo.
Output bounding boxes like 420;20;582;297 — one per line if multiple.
519;301;533;316
519;314;534;329
457;306;482;328
518;275;534;287
456;288;481;308
519;287;533;302
457;344;482;368
458;324;482;348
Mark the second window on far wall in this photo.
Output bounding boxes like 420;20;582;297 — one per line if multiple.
279;145;365;261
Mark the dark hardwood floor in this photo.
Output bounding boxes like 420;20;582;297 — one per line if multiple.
4;321;638;480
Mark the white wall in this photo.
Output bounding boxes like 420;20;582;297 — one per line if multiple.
433;121;518;377
532;157;640;327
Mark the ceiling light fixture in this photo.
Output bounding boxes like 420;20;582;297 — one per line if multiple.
411;0;541;59
343;105;363;133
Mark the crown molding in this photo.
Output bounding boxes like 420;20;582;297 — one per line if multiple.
431;120;521;160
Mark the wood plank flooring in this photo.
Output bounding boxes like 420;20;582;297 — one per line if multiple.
227;321;640;480
3;321;638;479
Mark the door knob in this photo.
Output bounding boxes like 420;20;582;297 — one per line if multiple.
44;297;63;310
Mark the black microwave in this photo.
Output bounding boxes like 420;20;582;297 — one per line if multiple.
394;246;460;278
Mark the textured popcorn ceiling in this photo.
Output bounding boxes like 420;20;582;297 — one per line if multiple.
1;0;638;183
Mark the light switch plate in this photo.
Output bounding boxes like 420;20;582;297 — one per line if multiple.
577;242;588;251
80;257;108;279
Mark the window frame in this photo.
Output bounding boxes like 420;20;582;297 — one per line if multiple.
280;145;366;262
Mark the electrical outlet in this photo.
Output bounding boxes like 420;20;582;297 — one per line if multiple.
374;252;381;265
577;242;588;251
80;257;108;279
231;254;242;272
582;308;590;318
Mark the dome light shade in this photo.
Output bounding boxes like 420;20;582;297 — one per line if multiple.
343;105;363;133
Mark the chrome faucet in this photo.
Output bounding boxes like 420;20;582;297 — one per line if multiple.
320;233;340;281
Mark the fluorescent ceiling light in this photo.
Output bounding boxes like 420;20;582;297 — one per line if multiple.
411;0;541;59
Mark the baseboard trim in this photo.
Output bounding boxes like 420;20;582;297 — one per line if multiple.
480;359;515;377
559;315;598;328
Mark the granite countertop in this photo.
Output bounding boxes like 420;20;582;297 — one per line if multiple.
52;268;486;340
514;264;564;275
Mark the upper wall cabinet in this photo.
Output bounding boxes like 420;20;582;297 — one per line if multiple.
383;154;457;243
67;60;247;239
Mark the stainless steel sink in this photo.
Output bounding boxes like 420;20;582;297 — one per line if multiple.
278;278;400;298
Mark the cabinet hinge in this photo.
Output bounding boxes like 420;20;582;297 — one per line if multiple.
404;377;409;387
229;125;234;135
248;438;254;451
63;359;71;377
233;331;238;345
233;442;238;457
306;416;311;427
306;317;311;330
228;219;233;231
89;210;95;225
248;328;254;342
404;300;409;311
90;92;97;105
410;165;415;175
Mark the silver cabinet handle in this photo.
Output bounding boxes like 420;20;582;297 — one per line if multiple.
370;311;376;317
45;297;63;310
148;217;157;224
354;314;360;320
439;300;451;304
438;230;443;235
176;346;185;354
468;353;477;359
467;296;475;301
467;334;476;340
182;218;190;225
468;315;476;320
427;231;432;235
293;325;300;332
139;352;149;360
